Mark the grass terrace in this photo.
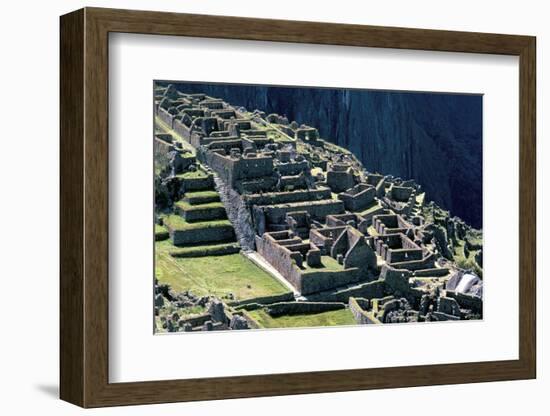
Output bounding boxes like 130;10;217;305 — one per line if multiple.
169;242;241;258
184;190;220;204
175;200;225;211
248;308;356;329
155;241;288;301
174;200;228;222
155;223;167;233
163;214;231;232
175;170;209;180
155;224;169;241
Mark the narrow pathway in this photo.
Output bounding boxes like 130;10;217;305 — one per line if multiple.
243;252;303;298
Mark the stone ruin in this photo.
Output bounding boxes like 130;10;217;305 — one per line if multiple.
153;83;484;332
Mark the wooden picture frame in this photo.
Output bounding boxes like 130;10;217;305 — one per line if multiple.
60;7;536;408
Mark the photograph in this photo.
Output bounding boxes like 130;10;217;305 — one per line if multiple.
0;0;543;413
153;81;484;333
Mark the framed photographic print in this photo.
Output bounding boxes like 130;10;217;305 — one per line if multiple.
60;7;536;408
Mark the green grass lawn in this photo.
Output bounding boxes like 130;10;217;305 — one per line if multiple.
175;200;225;211
248;308;357;329
155;224;169;241
175;170;209;180
184;190;220;204
163;214;231;231
155;224;167;233
301;255;344;272
169;242;240;257
155;241;287;301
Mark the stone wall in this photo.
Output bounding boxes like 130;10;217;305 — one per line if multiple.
309;226;347;255
158;107;175;128
390;252;435;271
387;248;424;263
266;301;346;317
255;233;305;292
446;289;482;313
327;169;356;193
244;188;332;206
202;149;274;187
173;118;192;139
307;279;386;302
180;174;214;192
374;233;425;266
228;291;295;307
413;267;449;277
349;297;381;324
262;199;345;224
175;204;227;222
276;160;310;176
373;214;412;235
300;268;361;295
214;175;257;251
391;185;415;202
381;264;412;294
338;183;376;211
169;224;235;246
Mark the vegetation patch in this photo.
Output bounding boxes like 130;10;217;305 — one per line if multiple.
453;240;483;278
248;308;356;329
176;170;209;180
301;255;343;272
169;242;241;258
175;200;225;212
155;224;169;241
184;190;220;205
163;214;231;232
155;243;287;301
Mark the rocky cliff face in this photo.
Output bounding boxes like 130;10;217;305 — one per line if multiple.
163;82;482;228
